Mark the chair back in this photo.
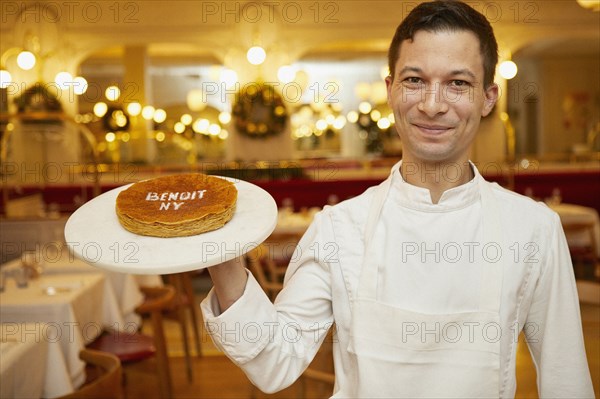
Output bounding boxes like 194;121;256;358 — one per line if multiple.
59;349;123;399
300;327;335;398
246;245;283;300
87;285;176;399
163;272;203;382
135;284;177;398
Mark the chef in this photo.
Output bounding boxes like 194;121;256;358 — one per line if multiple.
201;1;595;397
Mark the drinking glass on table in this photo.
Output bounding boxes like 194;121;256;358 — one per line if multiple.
21;250;43;279
14;267;29;288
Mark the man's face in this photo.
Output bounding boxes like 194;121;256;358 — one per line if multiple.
385;30;498;166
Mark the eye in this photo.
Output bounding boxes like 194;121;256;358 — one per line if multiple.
404;77;422;84
402;77;424;88
449;80;471;88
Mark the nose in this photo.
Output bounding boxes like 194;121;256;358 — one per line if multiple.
417;84;449;117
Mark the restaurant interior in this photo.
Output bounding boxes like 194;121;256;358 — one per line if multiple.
0;0;599;398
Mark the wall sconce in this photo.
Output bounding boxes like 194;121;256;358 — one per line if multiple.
0;30;45;88
1;33;88;95
0;48;35;88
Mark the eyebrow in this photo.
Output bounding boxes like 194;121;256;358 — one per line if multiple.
449;69;477;81
398;66;422;76
398;66;477;81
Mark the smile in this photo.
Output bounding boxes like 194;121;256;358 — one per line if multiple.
413;123;453;135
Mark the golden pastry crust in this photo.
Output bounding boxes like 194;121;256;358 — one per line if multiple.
115;174;237;237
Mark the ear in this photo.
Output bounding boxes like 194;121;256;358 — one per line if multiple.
385;75;393;106
481;83;499;117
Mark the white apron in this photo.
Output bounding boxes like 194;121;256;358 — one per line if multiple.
344;171;504;398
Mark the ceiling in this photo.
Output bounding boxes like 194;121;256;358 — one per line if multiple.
1;0;598;68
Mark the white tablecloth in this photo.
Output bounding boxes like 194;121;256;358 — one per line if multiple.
1;245;163;325
273;208;317;236
0;273;123;394
550;203;600;257
1;323;72;398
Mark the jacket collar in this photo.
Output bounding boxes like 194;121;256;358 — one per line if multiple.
389;160;482;212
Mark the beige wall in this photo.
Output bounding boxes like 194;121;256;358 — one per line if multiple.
471;107;507;166
540;56;600;154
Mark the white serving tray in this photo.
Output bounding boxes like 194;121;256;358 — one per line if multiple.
65;176;277;274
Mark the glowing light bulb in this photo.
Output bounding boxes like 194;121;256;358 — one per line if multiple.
192;118;210;134
208;123;221;136
16;51;36;70
220;68;238;89
247;46;266;65
141;105;155;120
114;111;128;127
0;70;12;89
499;61;518;80
153;108;167;123
180;114;193;125
174;122;186;134
333;116;347;130
93;102;108;118
347;111;359;123
218;111;231;124
105;85;121;101
370;110;381;122
377;118;391;129
126;102;142;116
218;129;229;140
277;65;296;83
55;72;74;90
358;102;372;114
73;77;88;95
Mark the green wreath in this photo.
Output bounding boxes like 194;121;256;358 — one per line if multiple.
13;82;64;125
14;82;63;113
232;83;288;139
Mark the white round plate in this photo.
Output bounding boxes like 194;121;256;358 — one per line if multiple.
64;176;278;274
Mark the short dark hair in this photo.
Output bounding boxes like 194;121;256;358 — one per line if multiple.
387;0;498;88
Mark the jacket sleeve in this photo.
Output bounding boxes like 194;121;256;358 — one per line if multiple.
524;213;595;398
200;210;335;393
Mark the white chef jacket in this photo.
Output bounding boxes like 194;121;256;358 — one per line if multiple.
201;162;594;398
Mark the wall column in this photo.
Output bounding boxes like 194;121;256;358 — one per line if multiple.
123;45;155;163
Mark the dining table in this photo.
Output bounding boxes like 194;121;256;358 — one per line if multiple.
1;243;163;325
0;272;125;396
549;202;600;257
273;207;319;236
1;323;72;398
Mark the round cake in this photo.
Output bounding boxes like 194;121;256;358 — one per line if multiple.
115;174;237;238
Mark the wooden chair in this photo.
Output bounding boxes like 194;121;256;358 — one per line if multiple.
246;245;283;301
262;248;288;287
164;271;203;382
263;233;301;282
87;285;176;398
299;327;336;398
246;246;286;399
59;349;124;399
